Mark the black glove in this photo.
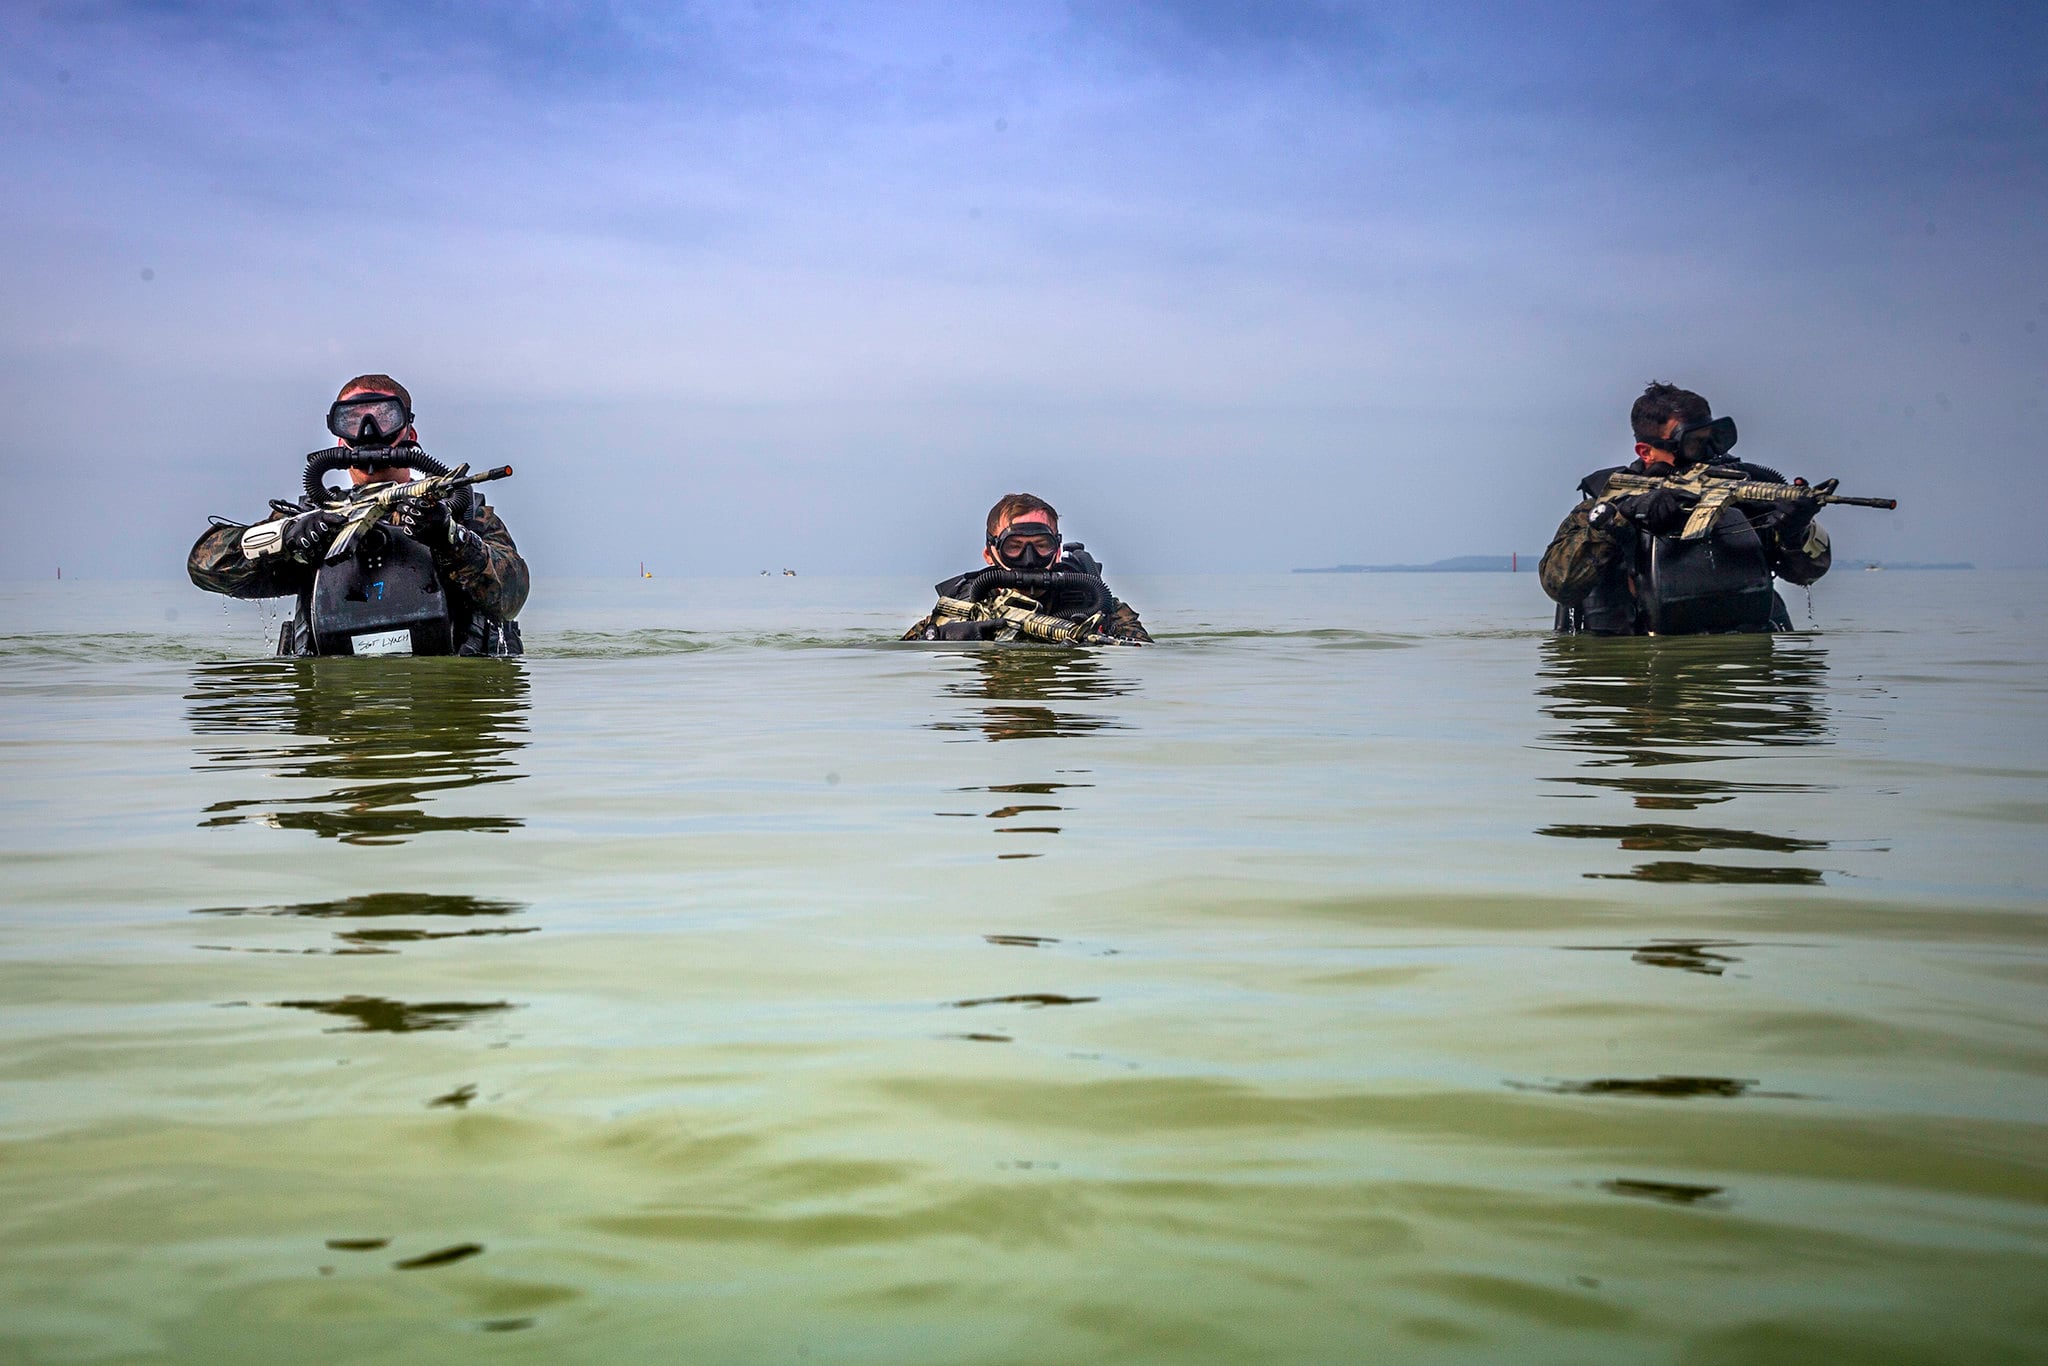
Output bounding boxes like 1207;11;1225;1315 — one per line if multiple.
933;620;999;641
282;509;344;563
1767;495;1822;538
410;497;451;545
411;498;486;565
1612;488;1686;536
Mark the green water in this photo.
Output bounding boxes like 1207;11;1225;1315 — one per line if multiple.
2;573;2044;1363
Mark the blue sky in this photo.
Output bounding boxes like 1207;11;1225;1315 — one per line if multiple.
2;0;2043;577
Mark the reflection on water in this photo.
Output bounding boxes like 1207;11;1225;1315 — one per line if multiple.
194;892;535;955
1538;635;1831;766
949;992;1099;1009
1561;939;1749;976
1599;1179;1730;1207
927;648;1133;860
1544;775;1817;811
1536;636;1841;886
938;780;1097;858
927;647;1135;743
186;659;529;844
1535;824;1825;854
1588;860;1825;885
391;1243;485;1269
270;995;517;1034
1511;1075;1793;1099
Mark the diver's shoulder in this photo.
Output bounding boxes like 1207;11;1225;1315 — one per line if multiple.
1720;458;1789;482
1575;464;1637;500
1061;544;1105;577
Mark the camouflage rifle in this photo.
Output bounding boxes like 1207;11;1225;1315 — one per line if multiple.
321;463;515;563
930;586;1138;645
1601;465;1896;540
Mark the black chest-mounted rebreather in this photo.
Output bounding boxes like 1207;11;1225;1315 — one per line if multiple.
298;446;478;657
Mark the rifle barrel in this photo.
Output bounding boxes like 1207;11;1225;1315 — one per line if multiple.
1828;495;1897;509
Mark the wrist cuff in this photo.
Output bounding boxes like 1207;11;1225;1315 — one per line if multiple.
240;520;288;561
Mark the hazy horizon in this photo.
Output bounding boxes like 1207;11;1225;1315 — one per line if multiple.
3;1;2043;581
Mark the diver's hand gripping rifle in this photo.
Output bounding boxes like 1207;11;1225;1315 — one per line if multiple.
1602;465;1896;541
322;464;515;563
930;586;1138;646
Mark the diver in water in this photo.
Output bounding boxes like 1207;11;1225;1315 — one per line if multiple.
1540;382;1831;635
188;375;529;656
903;493;1151;643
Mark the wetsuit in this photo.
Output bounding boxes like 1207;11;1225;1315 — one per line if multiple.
1539;458;1830;635
189;494;529;656
902;545;1151;642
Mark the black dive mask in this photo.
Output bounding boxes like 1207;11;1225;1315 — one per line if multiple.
988;522;1062;571
1655;415;1737;463
326;394;413;448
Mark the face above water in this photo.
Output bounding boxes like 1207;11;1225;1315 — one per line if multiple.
985;516;1062;570
336;385;418;483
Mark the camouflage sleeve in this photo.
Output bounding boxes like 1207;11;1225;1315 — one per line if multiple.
1538;501;1632;605
1102;599;1151;643
1767;517;1831;586
438;502;530;620
187;514;310;599
902;611;938;640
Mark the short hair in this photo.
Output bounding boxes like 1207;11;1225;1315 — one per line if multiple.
986;493;1058;538
1630;381;1709;446
336;373;413;412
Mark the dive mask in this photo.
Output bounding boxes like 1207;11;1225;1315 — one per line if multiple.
988;521;1062;570
326;393;413;448
1657;415;1737;463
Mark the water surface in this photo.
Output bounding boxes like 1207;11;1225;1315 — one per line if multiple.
2;572;2044;1362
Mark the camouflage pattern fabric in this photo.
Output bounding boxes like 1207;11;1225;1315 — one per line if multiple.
431;503;529;621
1538;500;1634;606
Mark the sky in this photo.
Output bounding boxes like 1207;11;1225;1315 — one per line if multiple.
1;0;2043;579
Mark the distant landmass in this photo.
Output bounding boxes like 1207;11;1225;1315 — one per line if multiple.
1856;562;1974;570
1294;556;1977;574
1295;555;1537;574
